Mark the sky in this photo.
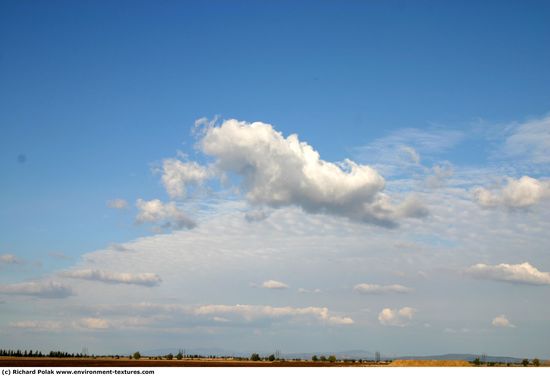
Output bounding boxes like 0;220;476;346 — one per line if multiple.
1;0;550;358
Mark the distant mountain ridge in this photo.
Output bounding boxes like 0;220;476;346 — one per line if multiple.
142;348;524;363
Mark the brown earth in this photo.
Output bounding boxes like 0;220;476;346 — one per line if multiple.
0;357;377;367
390;359;471;367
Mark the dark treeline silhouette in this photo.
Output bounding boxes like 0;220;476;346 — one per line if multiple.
0;349;93;358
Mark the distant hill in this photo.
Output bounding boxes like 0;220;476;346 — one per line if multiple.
142;348;524;363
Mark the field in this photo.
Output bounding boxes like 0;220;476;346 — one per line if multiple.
0;357;376;367
389;360;471;367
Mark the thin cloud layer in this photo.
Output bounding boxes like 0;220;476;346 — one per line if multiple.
191;119;427;227
192;304;353;325
61;269;162;287
136;199;196;230
0;280;73;298
354;283;412;294
378;307;416;327
473;176;550;209
465;262;550;285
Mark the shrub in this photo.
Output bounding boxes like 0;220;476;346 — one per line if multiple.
133;352;141;360
250;353;261;361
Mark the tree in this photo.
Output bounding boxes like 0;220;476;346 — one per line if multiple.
522;359;529;367
133;352;141;360
176;352;183;360
533;358;540;367
312;355;318;361
250;353;261;361
165;353;173;360
320;356;327;362
328;355;336;363
473;358;481;366
268;354;276;361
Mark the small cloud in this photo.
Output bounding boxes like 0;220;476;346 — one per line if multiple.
107;199;128;209
354;283;412;294
464;262;550;285
298;288;322;294
0;254;20;264
61;269;162;287
136;199;196;231
161;159;211;199
212;316;230;323
492;314;515;328
425;161;453;188
473;176;550;209
0;280;73;299
378;307;416;327
77;317;111;330
261;280;289;289
401;146;421;165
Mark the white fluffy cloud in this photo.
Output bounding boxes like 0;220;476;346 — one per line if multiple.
378;307;416;327
473;176;550;209
261;280;289;289
161;159;211;199
194;119;427;227
465;262;550;285
0;280;73;298
492;314;515;328
106;199;128;209
354;283;412;294
61;269;162;287
136;199;196;230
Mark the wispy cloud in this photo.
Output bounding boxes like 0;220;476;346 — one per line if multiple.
0;253;20;264
61;269;162;287
0;280;73;298
465;262;550;285
107;199;129;209
354;283;412;294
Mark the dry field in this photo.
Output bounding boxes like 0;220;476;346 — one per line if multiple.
0;357;376;367
390;360;471;367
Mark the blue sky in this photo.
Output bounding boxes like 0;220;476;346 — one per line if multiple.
1;0;550;357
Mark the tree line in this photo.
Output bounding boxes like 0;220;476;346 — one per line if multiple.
0;349;90;358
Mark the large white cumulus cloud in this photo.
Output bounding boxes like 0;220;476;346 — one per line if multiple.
181;119;427;227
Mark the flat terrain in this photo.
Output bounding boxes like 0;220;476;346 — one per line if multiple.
0;357;376;367
390;360;471;367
